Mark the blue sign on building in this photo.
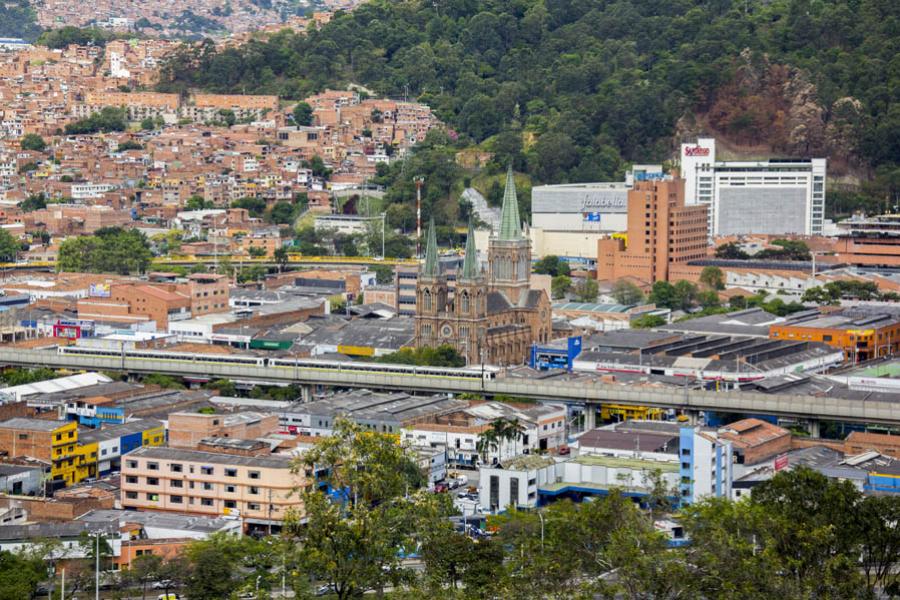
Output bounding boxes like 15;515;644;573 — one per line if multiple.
634;171;668;182
530;336;582;371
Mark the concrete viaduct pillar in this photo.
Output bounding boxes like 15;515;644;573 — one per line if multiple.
299;384;313;403
584;405;597;432
683;410;702;426
806;419;821;438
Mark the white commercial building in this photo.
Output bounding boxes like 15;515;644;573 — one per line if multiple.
680;137;826;237
168;313;237;343
528;166;665;266
71;183;117;199
531;182;629;233
314;214;383;236
401;401;568;467
478;425;732;512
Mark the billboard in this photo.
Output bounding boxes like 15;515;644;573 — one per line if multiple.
53;319;94;340
89;283;111;298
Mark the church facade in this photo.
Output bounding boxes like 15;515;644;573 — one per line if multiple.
414;167;552;366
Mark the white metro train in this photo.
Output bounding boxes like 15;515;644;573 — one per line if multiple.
57;345;499;381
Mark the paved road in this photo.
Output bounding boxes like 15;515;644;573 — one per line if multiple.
462;188;499;233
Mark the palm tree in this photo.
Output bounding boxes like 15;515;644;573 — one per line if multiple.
476;429;499;465
488;418;512;461
506;417;526;456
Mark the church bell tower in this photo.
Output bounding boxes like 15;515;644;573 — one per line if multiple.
488;165;532;306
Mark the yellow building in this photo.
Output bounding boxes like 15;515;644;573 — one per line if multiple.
601;404;664;422
142;426;165;446
72;441;98;483
0;418;166;487
50;421;80;485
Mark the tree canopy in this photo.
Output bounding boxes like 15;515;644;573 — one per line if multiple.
533;255;570;277
292;101;313;126
610;279;645;305
58;227;152;275
0;229;20;263
64;107;127;135
377;345;466;367
19;193;46;213
37;26;130;49
19;134;46;152
287;418;442;599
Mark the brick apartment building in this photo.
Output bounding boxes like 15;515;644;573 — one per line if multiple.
717;418;791;465
845;431;900;458
168;411;279;449
182;94;279;122
597;177;708;285
77;283;190;329
184;273;230;317
121;447;306;528
77;91;181;121
77;276;229;329
21;205;133;235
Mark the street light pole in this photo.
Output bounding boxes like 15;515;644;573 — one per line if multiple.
538;512;544;550
95;532;100;600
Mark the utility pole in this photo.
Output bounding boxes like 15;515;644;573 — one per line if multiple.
415;177;424;258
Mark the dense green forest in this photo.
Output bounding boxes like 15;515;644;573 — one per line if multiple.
156;0;900;216
0;0;41;41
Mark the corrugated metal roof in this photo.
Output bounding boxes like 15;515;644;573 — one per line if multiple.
2;372;112;400
553;302;631;313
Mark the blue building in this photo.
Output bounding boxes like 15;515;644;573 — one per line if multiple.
679;426;733;505
530;336;582;371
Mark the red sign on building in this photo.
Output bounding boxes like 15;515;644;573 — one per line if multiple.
684;146;710;157
774;453;789;471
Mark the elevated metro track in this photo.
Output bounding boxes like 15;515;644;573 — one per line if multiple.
0;255;419;271
0;348;898;425
154;255;419;267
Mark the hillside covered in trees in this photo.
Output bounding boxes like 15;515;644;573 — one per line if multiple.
157;0;900;209
0;0;41;41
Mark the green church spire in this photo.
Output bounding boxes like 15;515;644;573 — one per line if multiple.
460;219;479;280
499;163;522;240
422;217;438;277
